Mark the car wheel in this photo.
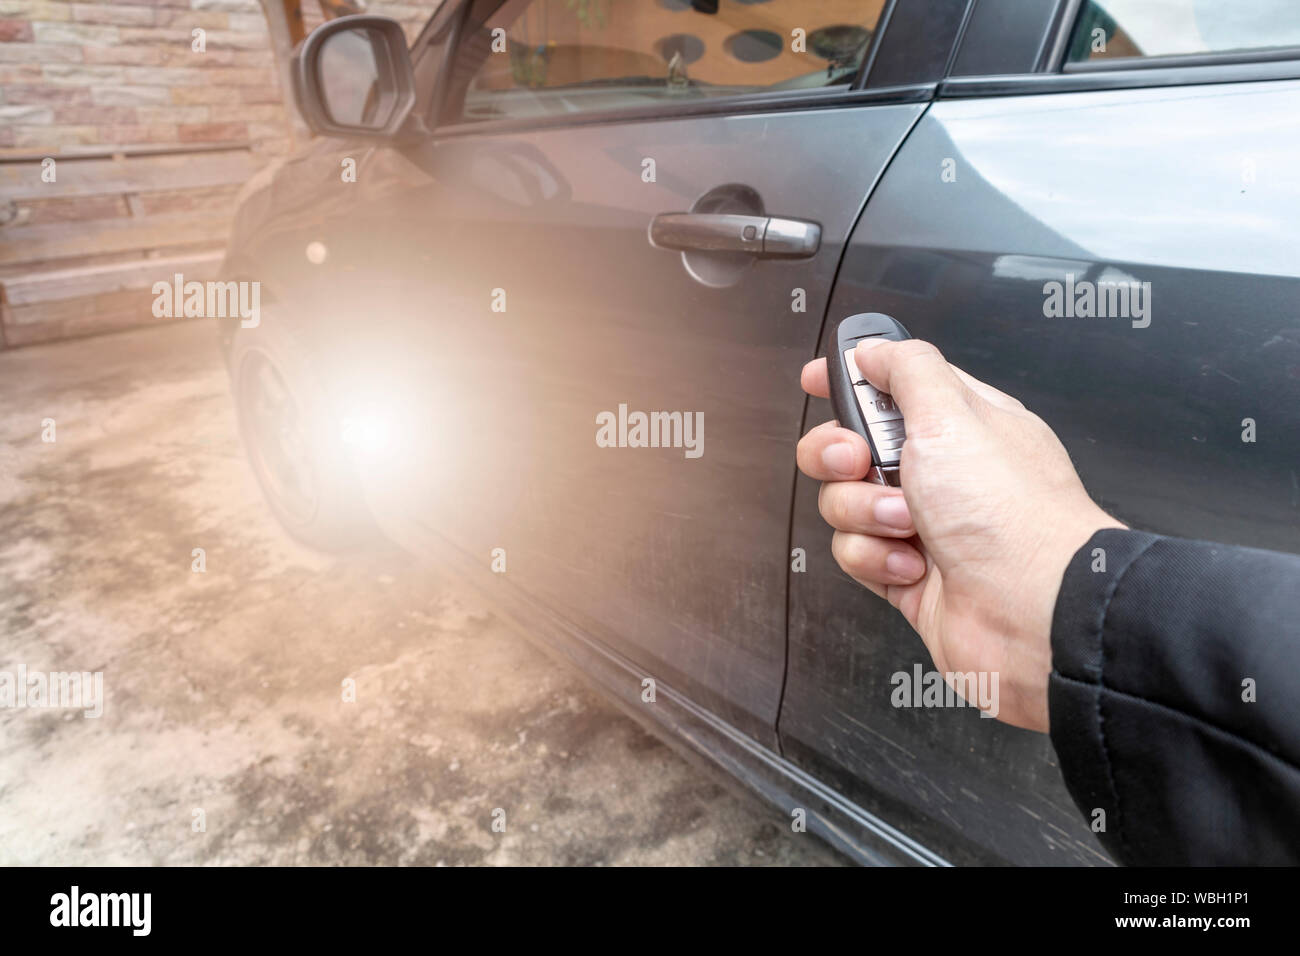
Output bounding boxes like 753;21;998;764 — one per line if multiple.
229;314;375;551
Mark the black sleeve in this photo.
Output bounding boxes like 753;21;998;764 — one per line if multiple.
1049;528;1300;865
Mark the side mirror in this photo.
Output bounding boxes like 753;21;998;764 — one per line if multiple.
293;15;418;140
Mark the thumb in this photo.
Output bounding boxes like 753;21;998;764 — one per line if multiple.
853;338;972;432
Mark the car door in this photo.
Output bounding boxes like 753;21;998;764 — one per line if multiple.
342;0;970;747
782;0;1300;864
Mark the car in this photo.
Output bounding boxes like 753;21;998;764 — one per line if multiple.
218;0;1300;865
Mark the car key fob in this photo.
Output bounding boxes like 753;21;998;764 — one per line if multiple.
827;313;910;487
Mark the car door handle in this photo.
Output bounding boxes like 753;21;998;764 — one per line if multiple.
649;213;821;258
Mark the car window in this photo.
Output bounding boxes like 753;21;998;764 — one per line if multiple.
444;0;886;125
1067;0;1300;65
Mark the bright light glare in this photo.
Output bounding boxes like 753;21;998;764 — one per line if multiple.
340;412;395;456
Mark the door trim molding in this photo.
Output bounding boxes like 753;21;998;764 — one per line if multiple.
939;61;1300;99
392;515;951;867
430;83;935;140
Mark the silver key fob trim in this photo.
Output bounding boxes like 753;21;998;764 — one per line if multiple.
827;313;911;487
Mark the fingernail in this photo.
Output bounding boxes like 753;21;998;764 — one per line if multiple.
874;494;913;530
821;443;855;475
885;550;925;580
856;338;887;351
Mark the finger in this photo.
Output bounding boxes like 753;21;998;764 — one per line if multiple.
852;566;932;639
831;530;927;586
818;481;915;537
949;365;1026;413
853;339;973;431
859;579;889;602
800;357;830;399
840;548;935;639
797;420;872;480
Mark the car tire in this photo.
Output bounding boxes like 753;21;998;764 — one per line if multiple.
229;312;376;552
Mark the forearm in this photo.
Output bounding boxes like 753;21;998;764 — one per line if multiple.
1049;528;1300;865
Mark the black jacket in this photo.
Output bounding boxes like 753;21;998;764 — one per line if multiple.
1050;528;1300;865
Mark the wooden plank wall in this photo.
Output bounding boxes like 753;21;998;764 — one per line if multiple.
0;142;266;348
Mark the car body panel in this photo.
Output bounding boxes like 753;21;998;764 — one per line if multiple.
309;101;925;747
781;77;1300;865
221;1;1300;866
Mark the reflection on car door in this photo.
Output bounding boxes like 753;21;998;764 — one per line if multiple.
784;73;1300;865
358;0;928;746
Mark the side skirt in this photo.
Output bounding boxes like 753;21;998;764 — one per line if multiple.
401;518;951;868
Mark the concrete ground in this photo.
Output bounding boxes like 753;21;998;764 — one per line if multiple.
0;320;844;866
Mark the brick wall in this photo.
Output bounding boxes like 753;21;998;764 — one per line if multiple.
0;1;443;349
0;0;442;156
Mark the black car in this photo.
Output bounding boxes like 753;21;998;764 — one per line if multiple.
220;0;1300;864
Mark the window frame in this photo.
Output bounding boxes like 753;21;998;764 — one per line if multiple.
941;0;1300;100
420;0;962;137
1057;0;1300;73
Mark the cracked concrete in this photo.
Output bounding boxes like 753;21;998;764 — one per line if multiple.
0;319;844;866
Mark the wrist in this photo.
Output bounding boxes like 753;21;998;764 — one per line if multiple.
1031;508;1125;732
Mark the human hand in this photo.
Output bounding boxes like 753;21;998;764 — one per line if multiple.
797;339;1124;732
